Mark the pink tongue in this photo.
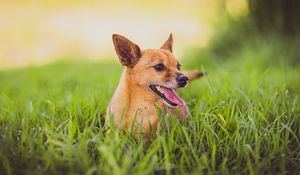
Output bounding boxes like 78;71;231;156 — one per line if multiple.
160;87;185;107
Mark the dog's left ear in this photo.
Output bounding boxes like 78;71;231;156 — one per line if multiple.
160;33;173;52
112;34;141;67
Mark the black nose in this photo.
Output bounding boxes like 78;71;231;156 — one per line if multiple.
176;74;188;87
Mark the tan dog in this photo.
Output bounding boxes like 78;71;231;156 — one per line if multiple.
106;34;203;137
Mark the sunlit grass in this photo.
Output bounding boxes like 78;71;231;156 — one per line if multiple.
0;43;299;174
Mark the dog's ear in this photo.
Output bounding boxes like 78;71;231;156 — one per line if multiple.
112;34;141;67
160;33;173;52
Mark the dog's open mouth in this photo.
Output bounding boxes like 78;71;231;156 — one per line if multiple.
149;84;185;107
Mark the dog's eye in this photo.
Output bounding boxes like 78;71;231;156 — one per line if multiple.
177;64;181;70
153;64;164;71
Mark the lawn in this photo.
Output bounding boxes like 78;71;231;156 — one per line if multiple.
0;41;300;174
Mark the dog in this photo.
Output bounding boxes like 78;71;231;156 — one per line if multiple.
105;34;203;138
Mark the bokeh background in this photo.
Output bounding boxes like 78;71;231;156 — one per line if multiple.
1;0;299;69
1;0;249;69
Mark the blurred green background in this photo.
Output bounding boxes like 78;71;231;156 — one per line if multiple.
1;0;299;68
0;0;248;68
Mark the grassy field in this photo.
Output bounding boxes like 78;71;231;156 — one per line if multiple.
0;39;300;174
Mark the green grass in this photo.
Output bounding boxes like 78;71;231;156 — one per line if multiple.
0;43;300;175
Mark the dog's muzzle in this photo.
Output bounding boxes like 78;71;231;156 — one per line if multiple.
176;74;188;87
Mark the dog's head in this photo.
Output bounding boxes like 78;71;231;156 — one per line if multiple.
112;34;188;107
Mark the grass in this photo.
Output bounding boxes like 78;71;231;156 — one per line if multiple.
0;40;300;174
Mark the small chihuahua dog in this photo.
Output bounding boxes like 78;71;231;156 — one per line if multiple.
106;34;203;137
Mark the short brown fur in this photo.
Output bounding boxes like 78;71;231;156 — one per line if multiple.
106;34;203;138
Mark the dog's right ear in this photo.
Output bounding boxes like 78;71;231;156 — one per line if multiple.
112;34;141;67
160;33;173;52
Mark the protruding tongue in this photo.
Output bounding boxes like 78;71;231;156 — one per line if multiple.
160;86;185;107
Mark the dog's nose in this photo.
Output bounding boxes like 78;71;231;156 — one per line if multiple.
177;74;189;87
